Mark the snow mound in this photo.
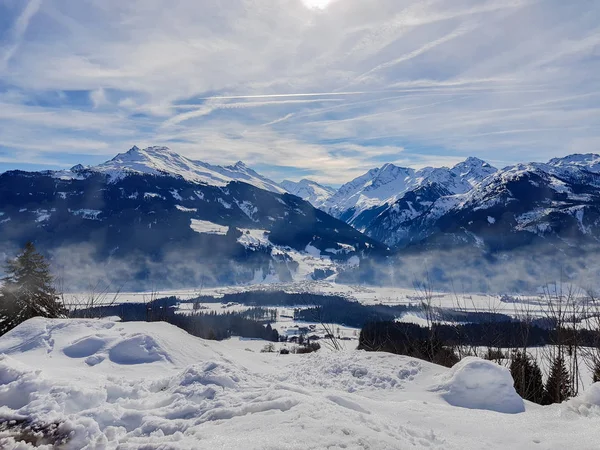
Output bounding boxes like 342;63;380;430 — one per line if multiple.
0;318;218;376
63;336;108;358
434;357;525;414
565;382;600;417
108;334;170;365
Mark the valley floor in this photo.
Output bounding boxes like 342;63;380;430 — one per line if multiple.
1;318;599;449
62;280;564;316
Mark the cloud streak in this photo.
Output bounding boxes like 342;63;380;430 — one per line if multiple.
0;0;42;71
0;0;598;182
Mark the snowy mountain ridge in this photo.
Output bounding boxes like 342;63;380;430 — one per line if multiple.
321;157;497;228
370;154;600;249
547;153;600;173
55;146;285;194
5;145;600;257
279;179;336;206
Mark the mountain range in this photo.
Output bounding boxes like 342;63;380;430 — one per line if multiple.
0;146;384;289
1;145;600;289
287;154;600;252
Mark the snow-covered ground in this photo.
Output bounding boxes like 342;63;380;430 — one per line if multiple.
61;281;544;307
62;280;594;322
191;281;589;316
1;318;600;449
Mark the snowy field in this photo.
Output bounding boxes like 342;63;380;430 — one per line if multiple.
62;280;595;319
1;318;599;449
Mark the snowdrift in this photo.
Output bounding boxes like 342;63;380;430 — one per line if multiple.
435;357;525;414
1;318;599;449
566;382;600;417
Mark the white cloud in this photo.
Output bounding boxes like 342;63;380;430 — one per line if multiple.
0;0;598;182
90;88;108;109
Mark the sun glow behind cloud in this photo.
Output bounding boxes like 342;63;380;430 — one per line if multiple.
301;0;334;9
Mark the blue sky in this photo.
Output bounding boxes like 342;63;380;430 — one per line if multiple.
0;0;599;184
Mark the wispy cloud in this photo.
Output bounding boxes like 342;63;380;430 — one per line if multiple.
0;0;598;182
163;98;343;127
0;0;42;71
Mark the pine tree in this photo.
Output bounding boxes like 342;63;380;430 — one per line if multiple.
593;360;600;383
543;354;572;405
510;352;545;404
0;242;65;335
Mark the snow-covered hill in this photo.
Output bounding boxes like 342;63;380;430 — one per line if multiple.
1;317;599;449
280;179;336;207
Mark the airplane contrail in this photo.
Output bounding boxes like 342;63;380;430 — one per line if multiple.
197;91;381;100
197;83;538;101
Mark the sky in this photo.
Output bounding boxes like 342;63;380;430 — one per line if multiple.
0;0;599;184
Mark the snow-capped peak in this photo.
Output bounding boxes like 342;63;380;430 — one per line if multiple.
229;161;248;170
88;146;284;192
280;179;336;207
70;164;85;173
93;146;232;186
452;156;493;172
369;164;415;189
450;157;497;185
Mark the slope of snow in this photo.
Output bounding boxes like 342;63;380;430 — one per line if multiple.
1;318;600;449
450;157;497;186
237;228;271;247
190;219;229;235
208;161;285;194
322;164;416;220
235;230;353;282
280;179;336;207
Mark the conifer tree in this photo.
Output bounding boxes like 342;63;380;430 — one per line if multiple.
543;354;572;405
0;242;65;335
510;352;544;404
593;360;600;383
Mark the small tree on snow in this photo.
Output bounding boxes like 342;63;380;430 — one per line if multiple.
0;242;65;335
510;352;544;404
544;354;572;405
